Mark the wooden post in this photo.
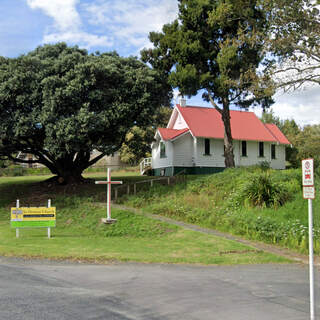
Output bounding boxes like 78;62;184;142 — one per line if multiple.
115;188;118;201
127;185;130;195
47;199;51;239
151;180;153;187
16;199;19;238
134;183;136;195
168;177;170;185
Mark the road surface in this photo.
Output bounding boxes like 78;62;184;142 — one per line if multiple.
0;257;319;320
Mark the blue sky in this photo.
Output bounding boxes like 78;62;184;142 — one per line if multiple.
0;0;178;58
1;0;320;126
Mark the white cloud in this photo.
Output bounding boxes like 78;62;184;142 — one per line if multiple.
26;0;178;51
83;0;178;50
44;32;112;49
250;87;320;127
272;88;320;127
27;0;81;31
26;0;112;48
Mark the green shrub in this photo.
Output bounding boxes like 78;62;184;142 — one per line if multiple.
0;160;8;168
240;172;290;208
0;166;25;177
0;166;51;177
258;160;271;170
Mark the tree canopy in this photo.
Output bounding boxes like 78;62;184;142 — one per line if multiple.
263;0;320;91
142;0;274;167
0;43;170;183
261;110;320;168
120;106;172;165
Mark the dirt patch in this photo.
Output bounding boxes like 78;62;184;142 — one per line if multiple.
219;249;263;255
65;219;73;225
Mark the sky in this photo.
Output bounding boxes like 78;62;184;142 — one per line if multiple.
1;0;319;127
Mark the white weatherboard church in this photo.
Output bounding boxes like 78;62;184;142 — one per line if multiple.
143;100;290;176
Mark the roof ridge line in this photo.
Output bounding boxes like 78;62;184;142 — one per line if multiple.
262;123;279;143
177;104;255;114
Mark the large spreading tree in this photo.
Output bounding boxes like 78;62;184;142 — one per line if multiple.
0;43;170;183
141;0;274;167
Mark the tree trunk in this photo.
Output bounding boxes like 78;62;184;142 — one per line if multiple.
51;158;87;185
221;104;235;168
57;171;85;185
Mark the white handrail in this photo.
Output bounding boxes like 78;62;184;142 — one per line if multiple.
139;157;152;175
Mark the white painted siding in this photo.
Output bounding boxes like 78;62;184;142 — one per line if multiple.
233;140;240;166
152;140;173;169
270;144;286;169
151;135;287;170
195;138;225;167
237;141;264;167
172;112;188;130
172;134;194;167
235;141;286;169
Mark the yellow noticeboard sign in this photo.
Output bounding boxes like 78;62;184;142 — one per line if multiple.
11;207;56;228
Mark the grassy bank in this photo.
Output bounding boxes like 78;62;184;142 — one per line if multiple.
0;165;138;177
120;167;320;254
0;175;287;264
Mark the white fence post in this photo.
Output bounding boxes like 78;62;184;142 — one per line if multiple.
16;199;20;238
47;199;51;239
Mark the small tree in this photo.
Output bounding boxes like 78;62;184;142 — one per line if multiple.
142;0;274;168
120;106;172;165
295;125;320;168
261;111;300;168
0;43;170;183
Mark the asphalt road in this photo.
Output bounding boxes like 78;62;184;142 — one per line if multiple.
0;257;319;320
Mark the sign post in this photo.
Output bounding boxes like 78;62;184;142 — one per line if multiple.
95;168;123;224
11;199;56;238
302;159;315;320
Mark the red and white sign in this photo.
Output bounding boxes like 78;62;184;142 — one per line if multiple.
303;186;315;199
302;159;314;186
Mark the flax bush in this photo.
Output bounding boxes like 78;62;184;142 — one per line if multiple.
240;172;291;208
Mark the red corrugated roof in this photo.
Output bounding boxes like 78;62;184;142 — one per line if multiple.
158;128;189;141
175;105;289;144
264;123;291;145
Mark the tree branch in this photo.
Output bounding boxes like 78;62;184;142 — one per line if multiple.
87;152;107;168
9;155;39;164
206;88;223;114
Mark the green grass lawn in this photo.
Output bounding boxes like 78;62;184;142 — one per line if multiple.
120;167;320;254
0;174;289;265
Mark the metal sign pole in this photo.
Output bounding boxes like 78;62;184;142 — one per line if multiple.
308;198;315;320
302;159;316;320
